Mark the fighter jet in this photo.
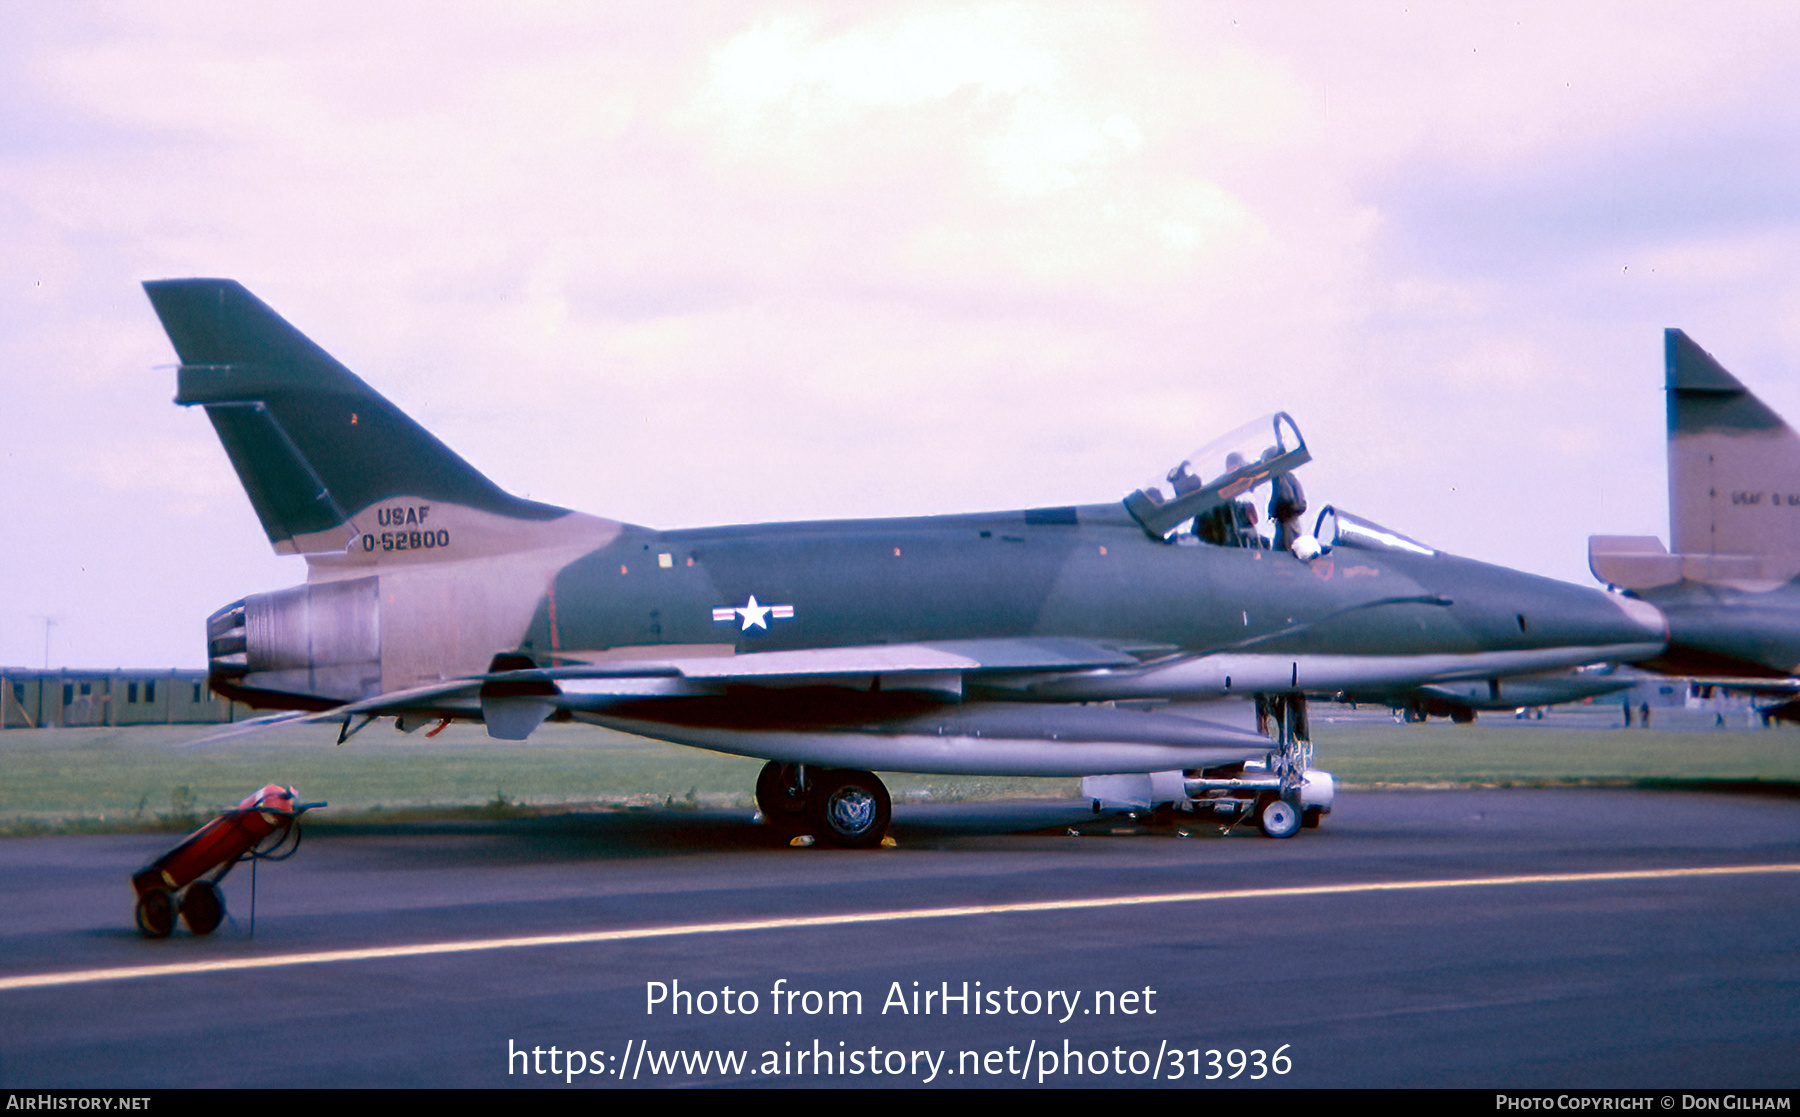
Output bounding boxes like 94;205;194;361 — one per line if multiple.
1591;330;1800;717
145;279;1666;846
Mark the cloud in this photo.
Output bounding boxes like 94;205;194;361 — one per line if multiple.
684;6;1271;290
5;2;1800;665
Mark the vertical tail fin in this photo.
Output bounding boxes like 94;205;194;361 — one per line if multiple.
144;279;566;556
1664;329;1800;583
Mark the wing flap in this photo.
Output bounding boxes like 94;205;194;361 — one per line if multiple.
541;636;1140;682
225;637;1143;733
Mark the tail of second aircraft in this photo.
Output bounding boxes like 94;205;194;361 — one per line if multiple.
1591;329;1800;588
144;279;573;558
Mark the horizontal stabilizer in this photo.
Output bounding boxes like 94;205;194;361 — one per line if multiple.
1589;535;1679;589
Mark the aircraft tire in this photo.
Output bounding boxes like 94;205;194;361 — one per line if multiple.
755;761;811;835
135;889;175;939
1302;805;1322;829
180;881;224;936
1257;796;1301;839
809;770;891;850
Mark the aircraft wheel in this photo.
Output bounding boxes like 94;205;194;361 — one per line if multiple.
809;770;891;849
135;889;175;939
1302;806;1323;829
755;761;811;833
1257;796;1301;839
180;881;224;936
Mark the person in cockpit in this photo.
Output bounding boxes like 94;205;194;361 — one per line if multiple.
1196;451;1263;547
1195;504;1230;545
1168;460;1203;497
1266;445;1307;550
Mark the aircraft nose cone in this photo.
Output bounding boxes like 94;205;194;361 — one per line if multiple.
1429;555;1669;660
1522;579;1667;656
1607;593;1670;647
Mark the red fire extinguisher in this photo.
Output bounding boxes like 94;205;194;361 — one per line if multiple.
130;784;323;938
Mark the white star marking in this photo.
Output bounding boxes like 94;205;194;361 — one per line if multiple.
737;595;771;630
712;595;795;631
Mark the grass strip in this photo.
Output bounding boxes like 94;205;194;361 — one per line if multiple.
2;710;1795;836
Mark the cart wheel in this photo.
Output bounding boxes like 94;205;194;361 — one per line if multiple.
1257;796;1302;839
180;881;224;936
135;889;175;939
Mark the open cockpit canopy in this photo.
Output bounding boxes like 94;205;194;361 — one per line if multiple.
1313;506;1437;557
1125;412;1309;538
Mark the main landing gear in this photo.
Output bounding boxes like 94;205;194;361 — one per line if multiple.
755;762;892;849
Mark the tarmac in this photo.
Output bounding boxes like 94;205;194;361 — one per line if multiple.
1;787;1796;1088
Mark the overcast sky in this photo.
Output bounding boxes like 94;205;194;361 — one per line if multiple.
5;2;1800;669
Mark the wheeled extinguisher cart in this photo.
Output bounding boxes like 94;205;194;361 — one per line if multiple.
130;784;324;938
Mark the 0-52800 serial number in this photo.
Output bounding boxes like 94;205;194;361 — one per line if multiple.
362;529;451;553
1163;1045;1291;1081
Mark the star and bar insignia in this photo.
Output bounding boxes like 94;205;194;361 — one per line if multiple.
711;595;796;631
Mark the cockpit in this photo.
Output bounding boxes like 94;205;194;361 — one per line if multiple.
1125;412;1437;560
1312;506;1436;556
1125;412;1309;547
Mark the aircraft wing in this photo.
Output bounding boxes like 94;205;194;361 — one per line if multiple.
1689;676;1800;692
548;636;1142;684
256;635;1297;774
271;628;1668;764
283;636;1150;734
287;630;1665;726
1681;674;1800;720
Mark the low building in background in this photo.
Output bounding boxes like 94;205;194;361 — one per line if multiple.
0;669;244;728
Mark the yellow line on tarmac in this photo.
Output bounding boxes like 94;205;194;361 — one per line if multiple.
6;862;1798;993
